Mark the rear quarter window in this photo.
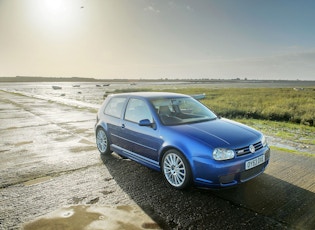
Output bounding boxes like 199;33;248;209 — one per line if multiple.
104;97;126;118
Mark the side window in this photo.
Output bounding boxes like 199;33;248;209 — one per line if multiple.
125;98;153;123
104;97;126;118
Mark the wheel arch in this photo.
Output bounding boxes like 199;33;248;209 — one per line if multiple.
95;122;110;140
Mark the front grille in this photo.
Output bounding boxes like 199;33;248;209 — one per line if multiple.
235;141;263;156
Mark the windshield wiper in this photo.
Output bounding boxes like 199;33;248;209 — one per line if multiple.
182;117;216;124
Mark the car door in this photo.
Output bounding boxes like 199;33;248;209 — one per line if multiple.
122;98;162;162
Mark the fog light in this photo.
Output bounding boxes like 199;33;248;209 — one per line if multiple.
220;174;235;184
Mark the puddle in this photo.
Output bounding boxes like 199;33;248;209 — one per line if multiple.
15;141;33;146
24;176;52;186
23;205;161;230
267;135;315;154
79;138;94;145
70;145;96;153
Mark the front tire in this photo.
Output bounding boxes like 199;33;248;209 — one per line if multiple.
96;128;111;155
162;149;192;189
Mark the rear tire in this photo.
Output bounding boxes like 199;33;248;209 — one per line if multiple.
162;149;192;189
96;128;111;155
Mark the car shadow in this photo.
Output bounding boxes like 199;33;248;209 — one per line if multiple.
101;153;315;230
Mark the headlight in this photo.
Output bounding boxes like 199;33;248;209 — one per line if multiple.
213;148;235;161
261;135;268;147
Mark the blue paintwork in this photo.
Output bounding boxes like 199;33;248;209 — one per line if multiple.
95;92;270;188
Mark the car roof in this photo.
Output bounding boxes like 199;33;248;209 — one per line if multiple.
109;92;190;99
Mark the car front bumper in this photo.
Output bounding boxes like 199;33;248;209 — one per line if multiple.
193;147;271;188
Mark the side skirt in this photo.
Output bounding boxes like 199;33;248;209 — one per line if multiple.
111;144;161;171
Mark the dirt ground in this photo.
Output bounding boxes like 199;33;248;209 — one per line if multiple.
0;90;314;230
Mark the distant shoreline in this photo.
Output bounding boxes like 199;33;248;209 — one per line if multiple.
0;76;314;85
0;76;103;82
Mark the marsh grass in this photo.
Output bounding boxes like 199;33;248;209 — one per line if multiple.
269;146;314;157
235;118;315;146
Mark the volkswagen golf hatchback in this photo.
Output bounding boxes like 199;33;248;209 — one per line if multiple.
95;92;270;189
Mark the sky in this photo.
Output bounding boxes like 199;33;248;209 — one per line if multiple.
0;0;314;80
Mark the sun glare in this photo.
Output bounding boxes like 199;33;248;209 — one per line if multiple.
29;0;82;34
43;0;66;13
42;0;76;21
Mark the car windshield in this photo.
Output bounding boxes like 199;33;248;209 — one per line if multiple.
151;97;217;125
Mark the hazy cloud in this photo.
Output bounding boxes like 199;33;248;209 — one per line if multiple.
186;5;193;11
144;5;160;14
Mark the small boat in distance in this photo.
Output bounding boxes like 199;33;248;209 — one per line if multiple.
72;84;80;87
191;93;206;100
52;86;62;90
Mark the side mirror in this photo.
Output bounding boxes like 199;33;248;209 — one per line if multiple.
139;119;156;129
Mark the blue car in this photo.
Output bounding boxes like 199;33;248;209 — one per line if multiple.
95;92;270;189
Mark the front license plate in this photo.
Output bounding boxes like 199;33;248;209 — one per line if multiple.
245;154;265;170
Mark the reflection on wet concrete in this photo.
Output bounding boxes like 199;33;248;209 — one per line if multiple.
0;90;98;188
23;205;160;230
24;176;52;186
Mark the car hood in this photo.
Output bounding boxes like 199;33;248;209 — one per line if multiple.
171;118;261;148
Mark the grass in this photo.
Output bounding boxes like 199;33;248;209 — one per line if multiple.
234;118;315;146
270;146;314;158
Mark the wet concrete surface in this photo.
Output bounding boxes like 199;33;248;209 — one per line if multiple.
23;205;160;230
0;90;315;229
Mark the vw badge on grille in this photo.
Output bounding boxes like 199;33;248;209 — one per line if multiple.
249;144;255;153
